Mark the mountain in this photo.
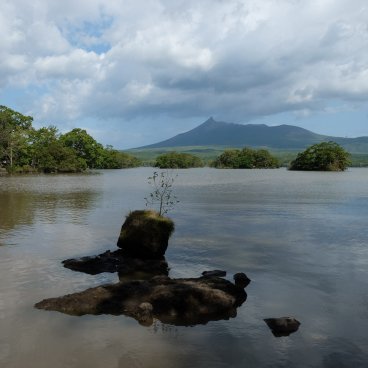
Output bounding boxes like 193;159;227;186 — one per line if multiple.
140;117;368;153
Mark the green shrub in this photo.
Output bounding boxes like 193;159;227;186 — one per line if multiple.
289;142;351;171
213;147;279;168
155;152;204;169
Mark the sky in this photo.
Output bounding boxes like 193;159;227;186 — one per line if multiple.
1;0;368;149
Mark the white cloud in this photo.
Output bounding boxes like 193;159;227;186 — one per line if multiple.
34;50;103;80
1;0;368;146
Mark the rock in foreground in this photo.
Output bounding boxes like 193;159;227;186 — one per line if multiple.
264;317;301;337
117;210;174;259
63;249;169;279
35;275;248;326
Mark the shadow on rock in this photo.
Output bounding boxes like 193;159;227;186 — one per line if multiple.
63;249;169;280
35;275;248;327
62;210;173;279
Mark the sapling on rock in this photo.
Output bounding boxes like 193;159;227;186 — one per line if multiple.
144;170;179;216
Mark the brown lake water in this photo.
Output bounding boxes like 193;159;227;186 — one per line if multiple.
0;168;368;367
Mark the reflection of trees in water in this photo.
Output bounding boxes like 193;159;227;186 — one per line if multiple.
0;192;34;231
34;191;100;223
0;190;99;234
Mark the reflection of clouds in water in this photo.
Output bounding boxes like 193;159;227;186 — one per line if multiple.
117;329;224;368
1;169;368;367
118;351;144;368
116;323;263;368
0;343;10;361
323;338;368;368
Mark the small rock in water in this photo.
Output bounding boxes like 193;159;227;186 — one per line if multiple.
233;273;251;288
202;270;227;277
264;317;301;337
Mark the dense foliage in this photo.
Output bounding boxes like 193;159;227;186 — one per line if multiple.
155;151;204;168
0;105;140;173
289;141;351;171
212;147;280;168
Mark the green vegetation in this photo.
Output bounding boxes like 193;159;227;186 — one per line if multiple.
350;153;368;167
155;151;204;168
124;210;174;235
129;145;368;167
145;171;179;216
0;105;33;169
128;146;228;166
212;147;280;168
117;209;175;259
289;141;351;171
0;105;140;173
100;145;141;169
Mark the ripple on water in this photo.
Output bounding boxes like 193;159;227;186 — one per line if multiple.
0;168;368;368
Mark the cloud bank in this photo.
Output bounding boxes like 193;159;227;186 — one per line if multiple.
1;0;368;147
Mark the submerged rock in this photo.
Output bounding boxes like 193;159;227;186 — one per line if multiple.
63;249;169;279
35;275;248;326
117;210;175;259
202;270;227;277
233;273;251;288
264;317;301;337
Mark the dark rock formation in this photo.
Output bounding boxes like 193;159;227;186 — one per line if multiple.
202;270;227;277
63;249;169;279
233;273;251;288
39;210;253;328
264;317;301;337
35;275;248;326
117;210;174;259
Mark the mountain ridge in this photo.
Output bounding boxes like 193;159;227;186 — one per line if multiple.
138;118;368;153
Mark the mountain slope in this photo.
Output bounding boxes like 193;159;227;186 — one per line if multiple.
141;118;321;149
138;118;368;153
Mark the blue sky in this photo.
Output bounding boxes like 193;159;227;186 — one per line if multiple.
1;0;368;148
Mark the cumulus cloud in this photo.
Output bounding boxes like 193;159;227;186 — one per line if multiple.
1;0;368;146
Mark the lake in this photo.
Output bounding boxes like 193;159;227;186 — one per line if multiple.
0;168;368;367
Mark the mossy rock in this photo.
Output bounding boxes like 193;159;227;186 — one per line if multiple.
35;275;248;326
117;210;174;259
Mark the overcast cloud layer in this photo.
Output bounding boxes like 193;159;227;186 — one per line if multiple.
1;0;368;147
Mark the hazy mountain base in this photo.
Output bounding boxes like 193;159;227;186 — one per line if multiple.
127;146;368;167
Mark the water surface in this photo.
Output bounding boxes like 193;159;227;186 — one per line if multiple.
1;168;368;367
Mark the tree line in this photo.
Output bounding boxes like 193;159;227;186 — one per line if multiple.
154;143;350;171
155;151;204;168
1;105;351;172
0;105;140;173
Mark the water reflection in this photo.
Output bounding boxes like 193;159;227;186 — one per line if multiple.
62;250;170;279
1;168;368;367
0;190;99;234
322;338;368;368
0;192;34;231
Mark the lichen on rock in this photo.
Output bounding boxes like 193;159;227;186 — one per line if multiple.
117;210;174;259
